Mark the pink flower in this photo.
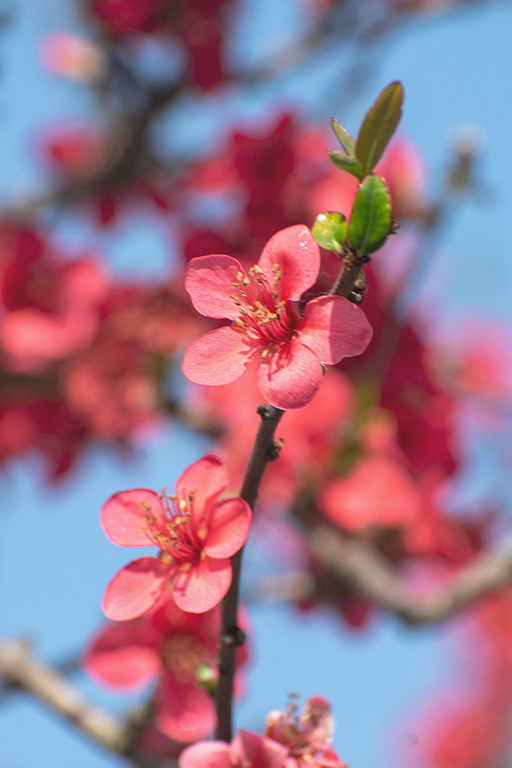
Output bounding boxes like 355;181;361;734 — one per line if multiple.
264;696;345;768
319;455;423;533
101;455;251;619
178;697;345;768
179;729;289;768
85;594;249;743
182;225;372;410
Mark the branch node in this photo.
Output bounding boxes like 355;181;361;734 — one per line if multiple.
257;403;274;421
220;626;247;649
266;437;284;462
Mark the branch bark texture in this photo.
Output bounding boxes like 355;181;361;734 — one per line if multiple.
310;524;512;626
215;404;284;742
0;640;176;768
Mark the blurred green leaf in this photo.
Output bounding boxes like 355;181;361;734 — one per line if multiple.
312;211;347;253
330;117;356;156
329;151;364;180
348;175;391;254
356;81;404;175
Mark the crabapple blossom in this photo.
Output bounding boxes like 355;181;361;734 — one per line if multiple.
101;455;251;619
179;697;345;768
179;729;289;768
319;455;423;532
182;225;372;410
85;594;248;743
265;696;345;768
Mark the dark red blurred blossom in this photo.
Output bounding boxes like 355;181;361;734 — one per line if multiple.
381;326;458;476
0;225;204;473
85;593;248;743
184;116;426;259
0;399;86;478
91;0;166;34
190;365;354;510
63;280;203;441
91;0;235;90
38;121;173;225
0;227;108;372
40;124;106;180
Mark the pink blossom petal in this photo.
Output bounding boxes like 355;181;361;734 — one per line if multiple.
180;741;231;768
257;338;323;410
156;675;215;744
84;622;160;689
298;296;373;364
232;730;288;768
172;557;232;613
100;489;166;547
182;326;259;386
176;455;228;528
185;255;246;320
257;226;320;302
204;498;252;558
102;558;172;621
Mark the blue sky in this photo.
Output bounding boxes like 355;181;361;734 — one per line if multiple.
1;1;512;767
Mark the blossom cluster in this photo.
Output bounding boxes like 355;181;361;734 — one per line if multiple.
180;696;345;768
3;11;512;764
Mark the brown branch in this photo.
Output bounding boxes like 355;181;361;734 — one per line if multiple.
0;639;176;768
328;259;366;298
215;404;284;742
214;227;372;741
2;84;180;223
307;523;512;626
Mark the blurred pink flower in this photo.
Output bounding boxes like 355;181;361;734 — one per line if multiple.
85;594;248;743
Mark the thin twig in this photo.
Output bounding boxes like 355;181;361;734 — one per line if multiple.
215;404;284;742
215;245;367;742
0;640;176;768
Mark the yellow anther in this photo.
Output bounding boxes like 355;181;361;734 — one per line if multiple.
179;499;187;511
197;525;208;541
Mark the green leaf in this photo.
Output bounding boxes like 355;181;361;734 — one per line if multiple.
329;117;356;156
329;151;364;181
356;81;404;175
348;174;391;255
312;211;347;253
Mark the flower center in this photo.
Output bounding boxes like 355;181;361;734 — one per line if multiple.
141;492;205;564
163;634;212;684
230;264;297;347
